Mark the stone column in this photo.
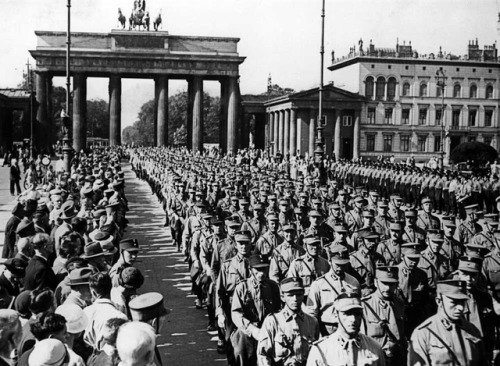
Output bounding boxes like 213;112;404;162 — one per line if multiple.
334;109;342;159
268;112;274;153
191;76;203;153
227;77;238;154
35;72;48;149
278;110;284;154
273;111;279;155
109;75;122;146
283;109;290;156
219;79;228;153
72;74;87;152
290;108;297;156
353;110;361;160
156;76;168;146
187;78;193;150
46;75;54;147
309;111;315;157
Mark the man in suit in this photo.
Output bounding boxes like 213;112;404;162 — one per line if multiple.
24;233;58;291
9;158;21;196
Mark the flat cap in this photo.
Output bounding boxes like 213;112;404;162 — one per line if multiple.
129;292;169;322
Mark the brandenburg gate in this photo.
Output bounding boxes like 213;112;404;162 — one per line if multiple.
29;30;245;152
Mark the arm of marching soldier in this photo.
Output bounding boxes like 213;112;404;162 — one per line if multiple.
190;230;202;264
211;242;221;281
257;314;278;366
231;281;261;340
268;250;281;284
199;237;213;277
215;261;230;329
181;217;192;253
408;325;432;366
304;279;321;320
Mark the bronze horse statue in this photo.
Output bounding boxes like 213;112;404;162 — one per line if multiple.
154;12;162;31
129;9;149;30
118;8;126;29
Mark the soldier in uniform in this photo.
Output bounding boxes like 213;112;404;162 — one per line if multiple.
241;203;267;245
457;204;482;246
253;214;284;260
388;195;404;223
397;243;431;337
376;222;403;266
325;203;345;229
257;277;319;366
349;211;376;251
417;230;451;295
235;198;252;225
336;189;351;217
292;207;309;238
481;229;500;293
269;224;305;284
373;200;391;240
440;217;462;270
361;266;406;365
330;224;353;253
417;197;440;232
470;213;498;251
402;210;426;246
287;237;330;299
366;191;380;213
409;280;485;366
306;245;361;336
350;233;386;296
216;232;252;364
299;210;334;249
307;292;385;366
231;253;281;366
345;196;365;234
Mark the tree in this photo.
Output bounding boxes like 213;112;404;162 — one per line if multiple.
173;124;187;146
122;126;139;145
86;99;109;139
450;141;498;165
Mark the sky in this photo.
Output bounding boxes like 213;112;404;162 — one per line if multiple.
1;0;499;128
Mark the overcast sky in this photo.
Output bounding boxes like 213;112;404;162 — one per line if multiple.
1;0;499;128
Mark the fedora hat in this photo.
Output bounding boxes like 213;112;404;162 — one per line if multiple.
81;242;104;258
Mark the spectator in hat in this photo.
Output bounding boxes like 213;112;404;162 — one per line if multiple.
109;239;140;288
0;257;27;308
63;268;93;309
53;258;88;307
81;242;109;273
55;303;91;361
307;292;385;366
86;317;128;366
2;203;25;259
230;253;281;366
409;280;484;365
26;338;68;366
0;309;22;366
54;201;77;255
14;290;32;326
115;322;156;366
111;267;144;317
258;277;319;366
24;233;58;291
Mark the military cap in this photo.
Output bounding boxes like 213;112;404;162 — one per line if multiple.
225;218;241;228
293;207;303;214
369;191;379;196
3;258;28;277
299;192;308;198
330;203;341;210
338;189;347;196
268;194;277;200
484;214;499;224
120;238;140;252
69;267;93;286
335;292;363;312
188;187;196;193
465;243;490;259
458;256;481;273
464;204;478;214
437;280;469;300
377;200;389;208
248;253;270;268
303;237;321;246
354;196;366;203
334;224;349;233
362;210;374;218
363;232;379;241
308;210;322;218
230;195;239;202
421;197;432;205
390;194;403;201
239;198;250;205
311;198;322;205
234;232;251;242
279;199;289;206
404;209;417;218
427;230;444;242
129;292;169;322
329;245;350;264
201;212;213;220
442;217;457;228
401;243;421;258
376;266;399;283
210;217;223;226
266;213;279;221
280;277;304;292
282;224;296;232
16;218;36;237
389;222;402;231
252;203;264;211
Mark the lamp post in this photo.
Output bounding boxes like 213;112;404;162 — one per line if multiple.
315;0;327;183
436;69;446;168
62;0;73;173
26;59;34;160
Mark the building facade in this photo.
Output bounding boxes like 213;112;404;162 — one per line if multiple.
328;40;500;163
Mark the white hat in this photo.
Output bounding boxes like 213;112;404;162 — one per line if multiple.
55;304;89;334
28;338;67;366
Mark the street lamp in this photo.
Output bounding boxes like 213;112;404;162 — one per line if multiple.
316;0;327;183
62;0;73;173
26;59;34;160
436;69;446;168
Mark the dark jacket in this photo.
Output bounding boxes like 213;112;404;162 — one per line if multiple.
24;255;59;291
10;164;21;181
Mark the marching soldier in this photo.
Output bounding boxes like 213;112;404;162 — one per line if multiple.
373;200;391;240
307;292;385;366
231;253;281;366
417;197;440;232
362;266;406;365
417;230;451;294
402;210;426;245
458;204;482;246
324;203;345;229
306;245;361;336
350;233;386;296
299;210;334;248
269;224;305;284
470;213;498;251
376;222;403;266
440;216;462;270
211;218;241;286
253;214;284;260
409;280;485;366
388;194;404;223
241;203;267;245
345;196;365;234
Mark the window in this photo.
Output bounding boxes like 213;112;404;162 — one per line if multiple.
436;85;444;97
452;109;460;127
387;77;397;101
468;110;477;126
342;116;352;126
418;108;427;125
366;135;375;151
402;82;410;96
484;135;493;145
485;110;493;127
469;84;477;98
367;108;376;124
435;109;443;126
384;108;393;124
419;83;428;97
383;135;393;152
453;84;461;98
434;136;441;153
376;77;385;100
417;135;427;152
486;85;493;99
365;77;374;99
402;109;410;125
400;135;410;152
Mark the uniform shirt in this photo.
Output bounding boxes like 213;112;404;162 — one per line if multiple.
254;231;284;258
409;313;484;366
257;307;319;366
345;209;363;233
307;331;385;366
376;239;402;266
416;212;440;232
417;248;451;290
216;254;250;318
481;249;500;290
402;225;426;245
350;249;386;293
287;255;330;297
211;237;237;281
470;230;495;250
305;271;360;325
241;218;267;243
373;215;391;240
269;241;305;283
397;263;430;306
362;291;405;356
457;220;482;246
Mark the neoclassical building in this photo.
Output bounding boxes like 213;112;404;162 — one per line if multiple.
329;40;500;162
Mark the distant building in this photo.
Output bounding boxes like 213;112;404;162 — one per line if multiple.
328;39;500;163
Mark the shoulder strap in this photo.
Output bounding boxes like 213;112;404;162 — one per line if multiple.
425;326;462;366
322;275;339;296
311;343;328;366
362;299;398;342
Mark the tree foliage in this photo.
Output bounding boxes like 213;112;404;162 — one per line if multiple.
450;141;498;164
86;99;109;139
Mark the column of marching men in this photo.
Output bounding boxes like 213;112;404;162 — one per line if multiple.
0;147;169;366
132;146;500;366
